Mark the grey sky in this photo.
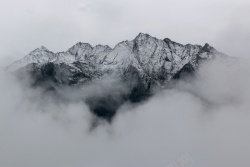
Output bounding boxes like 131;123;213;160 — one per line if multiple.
0;0;249;63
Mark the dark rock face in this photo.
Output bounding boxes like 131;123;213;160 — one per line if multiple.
24;62;154;121
173;63;195;79
86;95;123;122
8;33;226;121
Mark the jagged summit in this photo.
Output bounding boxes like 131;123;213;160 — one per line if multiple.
31;46;51;53
8;33;226;121
135;32;152;40
39;46;49;51
163;38;172;42
202;43;214;52
8;32;224;86
9;33;220;71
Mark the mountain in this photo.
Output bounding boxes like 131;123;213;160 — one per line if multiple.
8;33;226;122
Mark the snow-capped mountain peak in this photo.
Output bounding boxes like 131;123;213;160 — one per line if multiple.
8;33;224;78
7;33;227;121
38;46;50;51
8;46;55;71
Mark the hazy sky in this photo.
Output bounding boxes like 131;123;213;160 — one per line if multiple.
0;0;249;63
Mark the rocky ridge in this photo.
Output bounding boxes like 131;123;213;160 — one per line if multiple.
8;33;225;121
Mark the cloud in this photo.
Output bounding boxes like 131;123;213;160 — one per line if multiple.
0;56;250;167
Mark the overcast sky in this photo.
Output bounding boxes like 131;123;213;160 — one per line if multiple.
0;0;249;63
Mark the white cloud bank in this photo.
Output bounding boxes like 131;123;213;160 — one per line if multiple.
1;57;250;167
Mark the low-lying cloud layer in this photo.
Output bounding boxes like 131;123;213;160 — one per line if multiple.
1;57;250;167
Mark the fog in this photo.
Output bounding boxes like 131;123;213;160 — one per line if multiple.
0;56;250;167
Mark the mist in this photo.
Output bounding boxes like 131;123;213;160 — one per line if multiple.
1;57;250;167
